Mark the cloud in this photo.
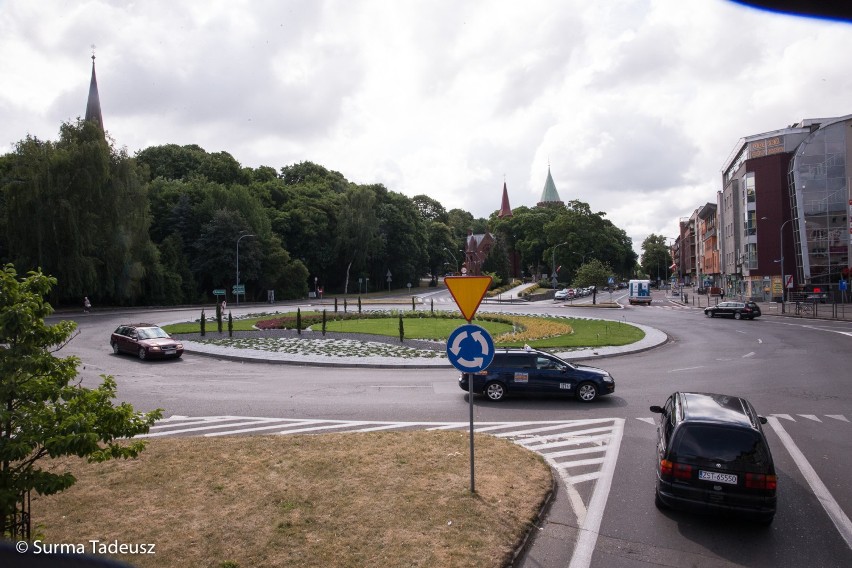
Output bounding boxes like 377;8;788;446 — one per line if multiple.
2;0;851;256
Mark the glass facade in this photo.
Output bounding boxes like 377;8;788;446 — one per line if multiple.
742;173;758;270
788;118;851;288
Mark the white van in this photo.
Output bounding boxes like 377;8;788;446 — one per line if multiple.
628;279;652;305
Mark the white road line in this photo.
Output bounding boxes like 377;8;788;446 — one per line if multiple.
668;366;705;372
568;418;624;568
797;414;822;422
771;413;795;421
636;417;655;425
743;351;756;358
140;418;288;437
767;416;852;551
827;415;850;422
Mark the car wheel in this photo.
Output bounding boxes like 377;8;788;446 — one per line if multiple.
138;348;147;360
484;382;507;402
734;312;742;320
705;311;712;317
576;382;598;402
111;342;120;354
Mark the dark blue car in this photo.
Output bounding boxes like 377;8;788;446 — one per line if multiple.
458;347;615;402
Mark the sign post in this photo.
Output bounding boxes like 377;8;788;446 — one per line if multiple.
444;275;492;493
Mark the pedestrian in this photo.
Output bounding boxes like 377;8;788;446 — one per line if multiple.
221;299;227;312
720;289;725;300
83;296;92;312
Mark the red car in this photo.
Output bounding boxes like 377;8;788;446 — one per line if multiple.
110;323;183;360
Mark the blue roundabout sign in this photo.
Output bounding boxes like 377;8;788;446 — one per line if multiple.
446;324;495;373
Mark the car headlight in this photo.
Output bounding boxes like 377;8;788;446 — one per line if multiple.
150;346;161;351
602;375;613;383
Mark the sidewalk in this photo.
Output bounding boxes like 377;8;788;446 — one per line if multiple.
668;291;852;321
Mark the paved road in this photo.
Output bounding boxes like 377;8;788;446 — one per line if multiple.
51;288;852;567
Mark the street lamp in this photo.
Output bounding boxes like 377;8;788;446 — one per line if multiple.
236;233;255;305
551;242;568;283
443;247;459;273
779;218;794;313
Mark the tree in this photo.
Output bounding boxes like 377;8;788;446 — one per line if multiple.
0;265;161;538
641;234;673;283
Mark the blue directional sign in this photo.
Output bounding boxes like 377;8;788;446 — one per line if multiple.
446;324;495;373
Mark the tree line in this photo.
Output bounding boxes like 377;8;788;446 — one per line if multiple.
0;119;641;306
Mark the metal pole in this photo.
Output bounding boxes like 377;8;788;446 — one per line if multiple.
469;371;475;493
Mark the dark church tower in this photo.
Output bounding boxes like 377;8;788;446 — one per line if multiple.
498;181;513;218
85;53;104;131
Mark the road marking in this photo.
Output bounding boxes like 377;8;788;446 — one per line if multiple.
771;413;795;421
743;351;756;358
767;416;852;551
798;414;822;422
668;366;705;372
827;415;850;422
568;419;624;568
636;417;655;425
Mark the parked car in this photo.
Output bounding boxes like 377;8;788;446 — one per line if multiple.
805;292;827;303
704;301;761;320
554;288;570;300
650;392;777;524
110;323;184;360
458;347;615;402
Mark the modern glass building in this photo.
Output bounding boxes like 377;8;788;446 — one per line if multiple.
787;115;852;290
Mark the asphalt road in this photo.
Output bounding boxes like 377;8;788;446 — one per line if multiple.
49;289;852;567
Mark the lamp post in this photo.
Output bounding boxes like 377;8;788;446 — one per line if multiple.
443;247;459;274
779;218;794;313
236;233;255;305
551;242;568;284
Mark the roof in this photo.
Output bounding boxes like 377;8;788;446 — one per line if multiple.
498;181;513;218
85;55;104;131
679;392;758;429
537;166;563;206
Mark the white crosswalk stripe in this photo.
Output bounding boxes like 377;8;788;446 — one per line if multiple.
636;414;848;424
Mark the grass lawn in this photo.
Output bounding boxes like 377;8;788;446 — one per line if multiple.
163;312;644;350
33;433;552;568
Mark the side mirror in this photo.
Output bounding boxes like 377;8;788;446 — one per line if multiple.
649;405;664;414
759;416;768;424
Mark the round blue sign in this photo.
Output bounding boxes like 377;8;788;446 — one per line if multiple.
446;324;495;373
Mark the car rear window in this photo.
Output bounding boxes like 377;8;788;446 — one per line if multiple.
672;425;770;467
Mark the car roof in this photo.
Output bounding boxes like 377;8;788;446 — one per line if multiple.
677;392;760;429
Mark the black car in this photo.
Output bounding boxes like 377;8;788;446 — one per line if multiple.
650;392;777;524
110;323;184;360
704;301;761;320
458;347;614;402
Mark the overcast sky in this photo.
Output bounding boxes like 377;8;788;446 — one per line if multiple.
2;0;851;254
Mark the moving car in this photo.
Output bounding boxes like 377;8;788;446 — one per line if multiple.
110;323;184;360
703;301;761;320
458;347;614;402
650;392;777;524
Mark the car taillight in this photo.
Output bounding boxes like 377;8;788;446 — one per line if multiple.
661;460;693;480
745;473;777;490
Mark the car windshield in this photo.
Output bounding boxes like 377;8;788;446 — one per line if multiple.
673;425;769;466
137;327;169;340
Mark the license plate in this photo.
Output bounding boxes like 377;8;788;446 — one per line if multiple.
699;470;737;485
164;349;176;355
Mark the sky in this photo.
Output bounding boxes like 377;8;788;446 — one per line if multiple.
2;0;851;256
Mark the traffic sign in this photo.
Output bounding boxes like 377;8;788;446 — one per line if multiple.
446;324;495;373
232;284;245;294
784;275;793;289
213;288;226;296
444;275;492;322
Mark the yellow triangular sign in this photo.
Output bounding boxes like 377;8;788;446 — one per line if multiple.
444;276;492;322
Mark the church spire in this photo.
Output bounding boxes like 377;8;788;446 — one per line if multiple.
498;179;513;218
537;165;563;207
85;50;104;131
